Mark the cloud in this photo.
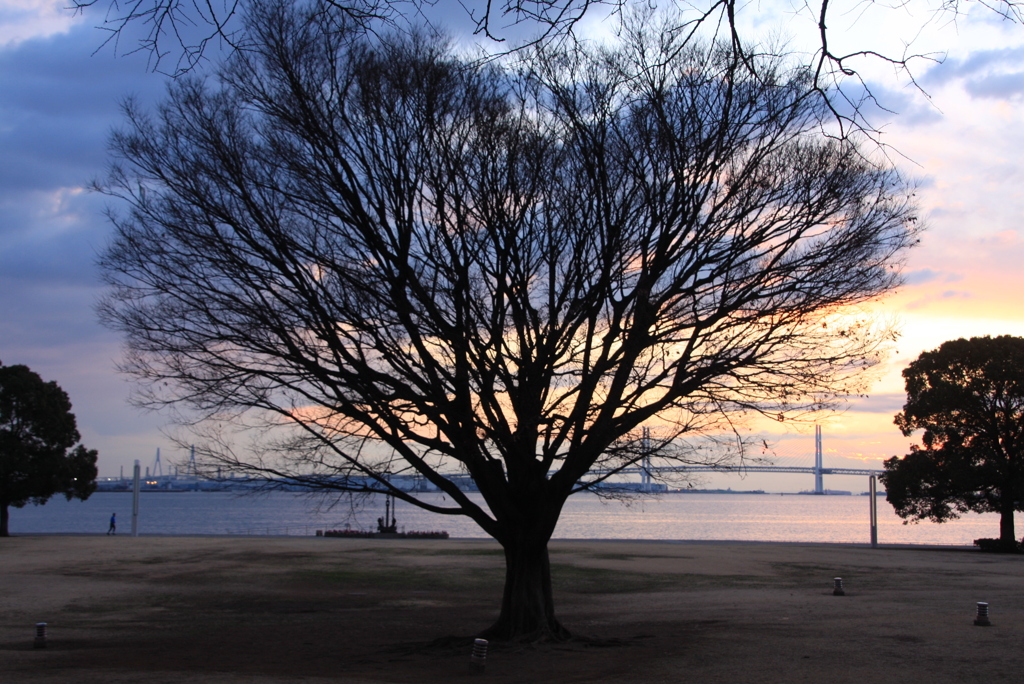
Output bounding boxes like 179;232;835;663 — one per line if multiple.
923;46;1024;83
844;393;906;415
978;229;1020;246
0;0;80;46
965;72;1024;98
906;290;974;310
922;46;1024;99
0;25;166;294
0;27;164;193
0;23;168;377
902;268;964;286
833;80;942;128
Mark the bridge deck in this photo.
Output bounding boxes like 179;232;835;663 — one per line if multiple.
610;465;883;477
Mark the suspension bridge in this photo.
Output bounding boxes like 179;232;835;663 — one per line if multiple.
98;427;883;494
612;426;883;494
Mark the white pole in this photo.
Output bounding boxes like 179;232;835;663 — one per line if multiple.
641;427;651;492
131;460;141;537
869;475;878;548
814;425;824;494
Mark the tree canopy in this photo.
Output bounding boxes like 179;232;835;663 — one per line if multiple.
97;0;917;639
882;335;1024;550
72;0;1024;140
0;362;99;537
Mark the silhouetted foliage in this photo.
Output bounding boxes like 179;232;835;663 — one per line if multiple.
98;0;917;639
882;335;1024;551
0;362;99;536
974;537;1021;552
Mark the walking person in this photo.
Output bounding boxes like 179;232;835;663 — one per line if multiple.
107;512;116;535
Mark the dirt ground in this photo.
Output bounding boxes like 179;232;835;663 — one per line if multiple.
2;535;1023;683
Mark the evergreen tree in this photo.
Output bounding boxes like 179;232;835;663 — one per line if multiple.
0;362;98;536
883;336;1024;550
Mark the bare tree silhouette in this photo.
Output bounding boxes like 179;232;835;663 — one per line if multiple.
98;2;917;639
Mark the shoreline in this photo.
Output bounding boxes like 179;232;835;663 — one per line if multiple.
7;531;981;550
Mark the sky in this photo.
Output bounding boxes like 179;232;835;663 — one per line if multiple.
2;0;1024;493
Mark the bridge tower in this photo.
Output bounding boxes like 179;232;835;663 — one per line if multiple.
641;427;652;492
814;425;824;494
153;448;163;478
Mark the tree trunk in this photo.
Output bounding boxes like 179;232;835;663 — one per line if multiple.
0;503;9;537
481;535;570;642
998;502;1016;548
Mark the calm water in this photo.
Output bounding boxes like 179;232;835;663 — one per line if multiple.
6;491;1002;546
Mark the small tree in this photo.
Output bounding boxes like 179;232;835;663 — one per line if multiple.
0;362;99;537
98;1;917;640
883;336;1024;550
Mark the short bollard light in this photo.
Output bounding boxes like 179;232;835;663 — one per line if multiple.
470;638;488;672
34;623;47;648
832;577;845;596
974;602;991;626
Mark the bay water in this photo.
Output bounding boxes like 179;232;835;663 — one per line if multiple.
5;491;1001;546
